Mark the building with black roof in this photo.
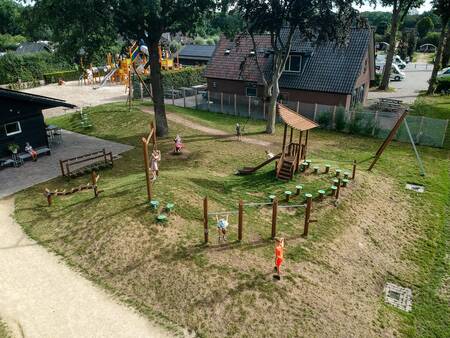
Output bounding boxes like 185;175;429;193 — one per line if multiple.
177;45;216;66
204;28;375;109
0;88;76;157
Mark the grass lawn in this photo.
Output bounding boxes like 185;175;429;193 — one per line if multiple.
410;95;450;148
14;102;450;337
0;320;11;338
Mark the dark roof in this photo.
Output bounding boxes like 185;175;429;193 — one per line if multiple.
205;28;373;95
0;88;76;109
15;42;51;54
178;45;216;61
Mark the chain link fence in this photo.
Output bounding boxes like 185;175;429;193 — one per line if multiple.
133;82;449;148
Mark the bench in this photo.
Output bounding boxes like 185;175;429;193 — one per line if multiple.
19;146;51;161
59;148;113;178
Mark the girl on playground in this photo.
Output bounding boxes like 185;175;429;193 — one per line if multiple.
174;134;183;153
150;149;161;180
25;142;38;161
215;215;229;243
235;123;242;141
274;237;285;280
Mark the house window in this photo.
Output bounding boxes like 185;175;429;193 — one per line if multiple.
284;55;301;72
245;87;257;97
5;121;22;136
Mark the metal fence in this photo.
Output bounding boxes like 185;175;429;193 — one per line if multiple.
133;83;449;148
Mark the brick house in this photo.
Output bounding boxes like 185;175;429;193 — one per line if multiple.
204;28;375;110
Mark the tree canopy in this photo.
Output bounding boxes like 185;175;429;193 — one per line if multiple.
416;16;434;37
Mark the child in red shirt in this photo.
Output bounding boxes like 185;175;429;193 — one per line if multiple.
274;237;284;280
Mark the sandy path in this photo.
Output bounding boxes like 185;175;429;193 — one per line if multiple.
0;197;172;338
141;107;271;147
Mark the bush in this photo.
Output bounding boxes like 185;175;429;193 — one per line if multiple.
370;72;382;87
317;111;332;128
43;70;81;84
194;36;206;45
0;34;26;51
335;106;347;131
161;66;206;88
0;52;75;85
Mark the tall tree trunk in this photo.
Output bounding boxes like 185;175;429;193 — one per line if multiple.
442;28;450;68
149;40;168;137
266;81;279;134
427;21;448;94
379;10;400;90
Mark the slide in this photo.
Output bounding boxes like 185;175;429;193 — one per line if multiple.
236;153;281;175
94;68;117;89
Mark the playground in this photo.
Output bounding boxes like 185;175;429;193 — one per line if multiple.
12;101;450;337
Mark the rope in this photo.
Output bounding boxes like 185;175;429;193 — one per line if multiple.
207;210;239;216
243;202;273;207
278;204;306;209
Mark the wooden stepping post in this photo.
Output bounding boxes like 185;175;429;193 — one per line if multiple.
342;179;349;187
318;189;326;201
335;169;342;177
343;172;350;180
325;164;331;174
336;178;342;199
285;191;292;202
313;166;319;174
295;185;303;196
330;185;337;197
303;194;313;237
352;160;357;179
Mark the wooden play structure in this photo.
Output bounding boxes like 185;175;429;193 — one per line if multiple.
60;149;113;178
44;171;102;206
142;122;158;201
206;160;358;244
237;103;318;181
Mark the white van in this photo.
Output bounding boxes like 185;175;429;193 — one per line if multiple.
375;54;407;70
390;64;405;81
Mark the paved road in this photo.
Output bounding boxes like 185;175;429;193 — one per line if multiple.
368;63;432;104
0;130;133;199
0;197;173;338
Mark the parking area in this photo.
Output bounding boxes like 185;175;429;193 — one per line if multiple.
368;63;432;104
0;130;133;198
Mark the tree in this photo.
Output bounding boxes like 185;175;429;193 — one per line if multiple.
416;16;434;37
234;0;362;134
442;29;450;67
33;0;117;63
427;0;450;94
378;0;424;90
115;0;216;136
0;0;24;35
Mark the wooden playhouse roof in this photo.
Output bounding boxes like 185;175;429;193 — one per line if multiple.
277;103;319;131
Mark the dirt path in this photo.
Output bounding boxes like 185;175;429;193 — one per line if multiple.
0;197;173;338
141;107;271;147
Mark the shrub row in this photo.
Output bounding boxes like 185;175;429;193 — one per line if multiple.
43;70;81;84
133;66;206;98
0;52;76;85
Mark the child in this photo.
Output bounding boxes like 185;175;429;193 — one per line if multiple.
265;150;275;159
273;237;285;280
216;215;229;243
174;134;183;153
25;142;38;162
235;123;242;141
150;149;161;180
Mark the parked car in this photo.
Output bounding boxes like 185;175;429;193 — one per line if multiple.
390;64;406;81
375;54;407;70
437;67;450;83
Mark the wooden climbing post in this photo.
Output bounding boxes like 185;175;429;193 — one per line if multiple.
91;171;98;197
238;200;243;241
203;197;209;244
46;190;52;206
368;109;409;171
335;178;341;200
352;160;357;179
303;195;313;237
271;198;278;239
142;136;152;201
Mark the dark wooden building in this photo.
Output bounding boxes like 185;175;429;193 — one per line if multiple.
205;28;375;110
177;45;216;66
0;88;75;157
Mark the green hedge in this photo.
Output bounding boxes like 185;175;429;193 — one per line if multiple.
133;66;206;98
0;52;76;85
43;70;81;84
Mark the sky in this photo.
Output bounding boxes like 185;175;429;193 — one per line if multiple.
356;0;433;14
